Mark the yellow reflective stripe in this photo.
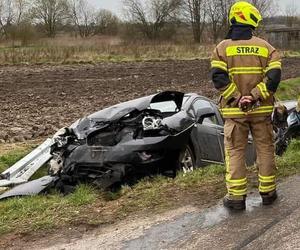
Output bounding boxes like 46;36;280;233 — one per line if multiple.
259;175;276;182
230;71;263;75
225;148;231;179
266;65;281;71
222;83;236;100
211;60;227;68
221;110;273;116
269;61;281;67
220;106;274;114
229;67;263;72
265;61;282;71
229;67;264;75
211;60;228;71
257;84;266;99
259;184;276;193
257;82;270;99
228;188;247;196
226;46;269;58
266;63;281;71
221;106;274;111
226;177;247;185
220;106;274;116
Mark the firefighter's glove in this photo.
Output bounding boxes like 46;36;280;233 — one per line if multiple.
239;96;259;112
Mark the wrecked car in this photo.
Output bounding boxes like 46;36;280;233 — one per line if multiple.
274;100;300;156
0;91;257;199
49;91;257;191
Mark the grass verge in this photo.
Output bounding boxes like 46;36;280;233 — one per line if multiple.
0;140;299;238
276;77;300;100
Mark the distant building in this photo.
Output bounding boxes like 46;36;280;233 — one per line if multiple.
265;26;300;49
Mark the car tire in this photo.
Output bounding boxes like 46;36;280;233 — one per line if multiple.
178;144;196;174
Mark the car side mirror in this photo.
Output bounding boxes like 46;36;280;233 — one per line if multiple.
196;107;215;124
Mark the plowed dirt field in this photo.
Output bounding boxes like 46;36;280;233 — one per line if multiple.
1;58;299;143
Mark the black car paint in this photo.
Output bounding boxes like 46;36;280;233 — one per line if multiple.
53;92;256;189
0;91;258;199
50;91;199;188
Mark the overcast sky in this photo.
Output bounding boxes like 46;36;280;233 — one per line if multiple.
89;0;300;17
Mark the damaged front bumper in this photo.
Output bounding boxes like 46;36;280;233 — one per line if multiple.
56;126;193;187
0;175;58;200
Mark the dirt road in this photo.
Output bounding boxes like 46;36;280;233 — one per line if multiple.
11;175;299;250
1;58;300;143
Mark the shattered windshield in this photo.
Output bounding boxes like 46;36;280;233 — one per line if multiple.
149;96;190;113
150;100;178;112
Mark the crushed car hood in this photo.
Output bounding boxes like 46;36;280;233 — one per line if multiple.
89;91;185;121
71;91;186;139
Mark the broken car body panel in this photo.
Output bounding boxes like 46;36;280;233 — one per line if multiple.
0;91;271;199
0;176;57;200
52;91;194;188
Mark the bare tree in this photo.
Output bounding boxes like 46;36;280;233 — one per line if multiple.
14;0;28;24
68;0;96;38
250;0;278;17
0;0;15;38
206;0;234;43
31;0;69;37
285;0;298;27
123;0;181;40
0;0;29;39
182;0;206;43
95;9;119;35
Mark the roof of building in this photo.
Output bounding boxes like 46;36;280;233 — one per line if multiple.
265;26;300;33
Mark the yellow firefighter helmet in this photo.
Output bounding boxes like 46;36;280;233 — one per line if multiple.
229;1;262;28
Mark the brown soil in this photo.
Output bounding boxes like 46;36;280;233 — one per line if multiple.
1;58;300;143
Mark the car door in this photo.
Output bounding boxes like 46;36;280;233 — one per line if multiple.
214;106;256;166
190;99;224;164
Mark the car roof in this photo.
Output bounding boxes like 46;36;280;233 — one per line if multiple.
184;93;217;105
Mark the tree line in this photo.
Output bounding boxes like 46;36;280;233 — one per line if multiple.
0;0;299;45
0;0;119;41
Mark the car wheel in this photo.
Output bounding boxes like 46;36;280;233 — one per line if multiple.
178;144;195;174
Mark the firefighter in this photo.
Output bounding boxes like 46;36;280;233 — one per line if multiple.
211;1;281;210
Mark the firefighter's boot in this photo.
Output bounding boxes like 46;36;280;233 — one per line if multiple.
260;190;277;205
223;195;246;210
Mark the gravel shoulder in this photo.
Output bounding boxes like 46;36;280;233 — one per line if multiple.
6;175;300;250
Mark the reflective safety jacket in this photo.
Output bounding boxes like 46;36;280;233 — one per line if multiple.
211;36;281;119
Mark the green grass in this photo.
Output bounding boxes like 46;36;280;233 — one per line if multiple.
0;147;34;173
276;77;300;100
0;140;299;236
0;184;97;235
277;140;300;177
